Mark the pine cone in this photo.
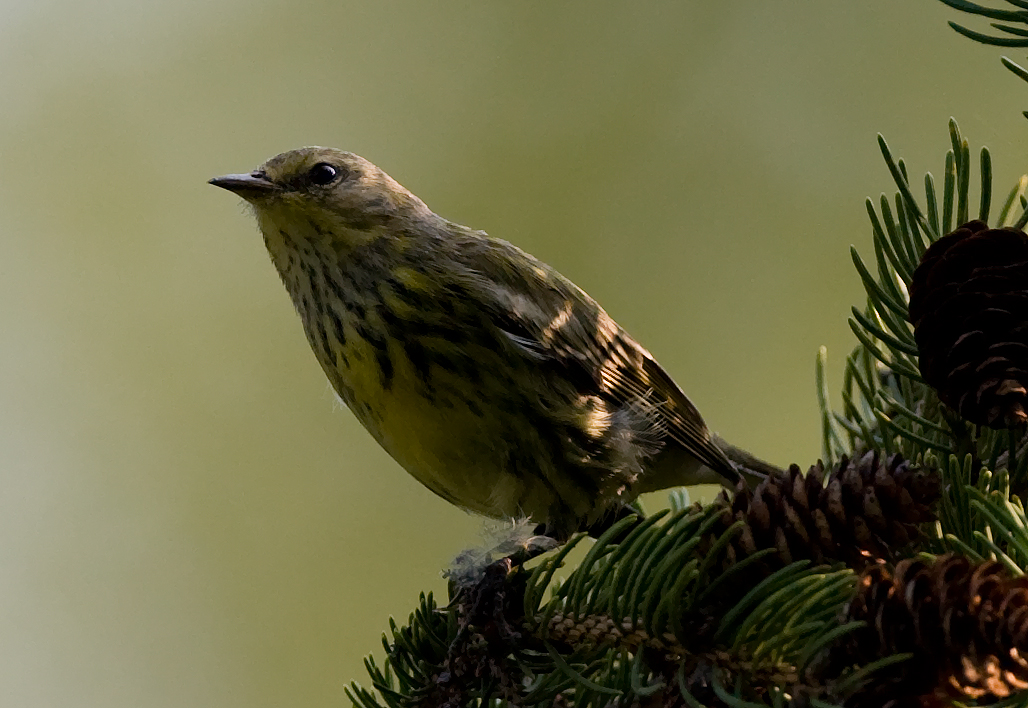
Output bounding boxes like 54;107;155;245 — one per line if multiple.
826;555;1028;707
710;452;938;572
909;219;1028;429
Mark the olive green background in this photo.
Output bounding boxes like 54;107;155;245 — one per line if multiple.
0;1;1024;706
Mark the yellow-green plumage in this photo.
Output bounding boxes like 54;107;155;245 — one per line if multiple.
211;147;743;539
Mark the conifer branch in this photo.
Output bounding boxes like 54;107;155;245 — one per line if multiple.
345;4;1028;704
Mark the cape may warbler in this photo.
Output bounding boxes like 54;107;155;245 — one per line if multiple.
211;148;764;539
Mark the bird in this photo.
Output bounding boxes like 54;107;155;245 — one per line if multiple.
210;148;773;541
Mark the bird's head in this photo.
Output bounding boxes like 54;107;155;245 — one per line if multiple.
210;147;434;249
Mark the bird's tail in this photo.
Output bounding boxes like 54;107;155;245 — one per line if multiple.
711;434;785;488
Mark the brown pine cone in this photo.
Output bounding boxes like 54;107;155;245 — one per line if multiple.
909;219;1028;429
711;452;938;572
826;555;1028;707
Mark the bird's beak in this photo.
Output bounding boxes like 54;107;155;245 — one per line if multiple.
208;172;279;199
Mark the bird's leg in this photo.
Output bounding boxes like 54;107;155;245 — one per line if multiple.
583;502;642;540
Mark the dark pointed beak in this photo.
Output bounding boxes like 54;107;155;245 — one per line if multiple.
208;172;279;199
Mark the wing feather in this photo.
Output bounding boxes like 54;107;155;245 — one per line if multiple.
454;234;738;484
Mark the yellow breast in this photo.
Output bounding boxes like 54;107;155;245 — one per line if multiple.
324;331;532;518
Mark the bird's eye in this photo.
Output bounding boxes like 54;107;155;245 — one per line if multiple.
309;163;341;185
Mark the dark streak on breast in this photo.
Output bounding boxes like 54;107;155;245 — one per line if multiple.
403;340;434;396
359;323;393;390
328;308;346;347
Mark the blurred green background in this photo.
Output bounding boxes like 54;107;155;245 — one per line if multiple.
0;1;1024;706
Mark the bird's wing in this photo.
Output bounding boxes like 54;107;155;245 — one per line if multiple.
457;235;738;483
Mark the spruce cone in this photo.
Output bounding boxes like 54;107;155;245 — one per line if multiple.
827;555;1028;707
909;219;1028;429
711;452;938;572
